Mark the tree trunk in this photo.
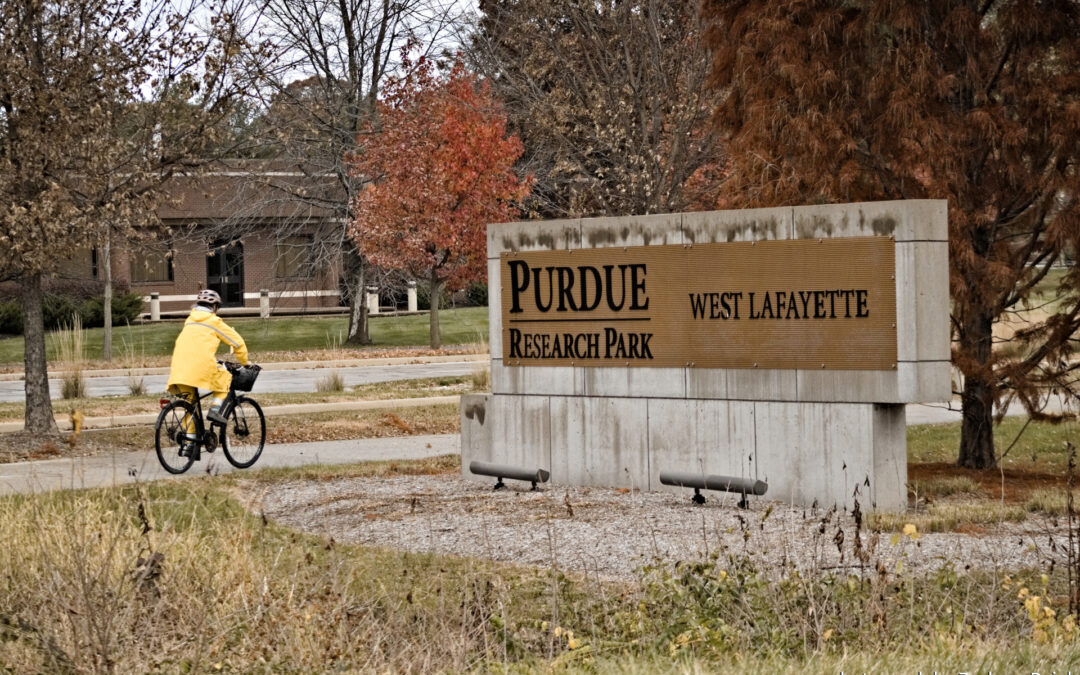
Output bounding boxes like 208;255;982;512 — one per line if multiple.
21;273;58;434
343;247;371;345
957;311;995;469
102;232;112;361
429;271;442;349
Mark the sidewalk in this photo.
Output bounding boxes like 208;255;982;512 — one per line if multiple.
0;353;488;382
0;433;461;496
0;395;462;434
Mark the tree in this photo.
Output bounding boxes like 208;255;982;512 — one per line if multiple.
349;58;530;348
239;0;466;345
0;0;249;433
469;0;721;218
702;0;1080;469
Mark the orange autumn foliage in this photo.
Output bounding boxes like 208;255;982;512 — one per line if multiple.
348;56;531;294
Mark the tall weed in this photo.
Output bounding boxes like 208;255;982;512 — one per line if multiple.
51;315;86;399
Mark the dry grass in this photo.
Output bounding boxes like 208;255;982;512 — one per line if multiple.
315;370;345;392
869;501;1028;533
0;479;553;672
51;315;87;400
1024;488;1080;516
1;467;1076;672
0;404;462;464
910;475;982;499
471;365;491;391
265;405;459;444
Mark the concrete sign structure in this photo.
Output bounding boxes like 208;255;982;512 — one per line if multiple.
461;200;950;510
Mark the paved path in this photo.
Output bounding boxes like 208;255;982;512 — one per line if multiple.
0;434;460;496
0;361;482;402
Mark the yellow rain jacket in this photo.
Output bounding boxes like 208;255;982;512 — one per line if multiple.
166;307;250;394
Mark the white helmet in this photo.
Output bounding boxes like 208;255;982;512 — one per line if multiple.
196;289;222;308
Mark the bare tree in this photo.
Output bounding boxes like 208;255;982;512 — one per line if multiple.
238;0;468;344
470;0;722;218
0;0;252;433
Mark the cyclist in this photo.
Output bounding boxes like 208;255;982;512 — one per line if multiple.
166;290;250;444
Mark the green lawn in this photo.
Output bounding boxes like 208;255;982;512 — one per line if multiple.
0;307;488;364
908;416;1080;472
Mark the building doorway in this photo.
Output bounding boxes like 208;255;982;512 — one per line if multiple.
207;239;244;307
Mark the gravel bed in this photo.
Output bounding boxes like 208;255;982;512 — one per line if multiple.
243;475;1064;580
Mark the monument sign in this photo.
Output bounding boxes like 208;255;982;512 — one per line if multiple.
461;201;950;510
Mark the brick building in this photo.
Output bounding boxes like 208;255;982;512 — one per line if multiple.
81;165;348;316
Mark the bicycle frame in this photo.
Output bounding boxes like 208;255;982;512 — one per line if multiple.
157;390;224;461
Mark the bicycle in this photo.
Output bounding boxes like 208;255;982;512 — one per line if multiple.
154;362;266;474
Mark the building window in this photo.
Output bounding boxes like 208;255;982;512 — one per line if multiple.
275;235;314;278
130;248;174;283
59;248;97;280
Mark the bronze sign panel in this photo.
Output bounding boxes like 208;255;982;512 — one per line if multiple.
500;237;897;370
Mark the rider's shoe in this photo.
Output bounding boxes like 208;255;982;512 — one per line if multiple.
179;433;198;457
206;406;228;425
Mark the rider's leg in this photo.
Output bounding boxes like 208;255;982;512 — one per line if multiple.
171;385;200;446
206;388;231;425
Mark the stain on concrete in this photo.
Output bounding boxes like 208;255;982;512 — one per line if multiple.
870;216;897;236
464;401;486;425
795;214;836;238
536;232;558;249
586;227;618;247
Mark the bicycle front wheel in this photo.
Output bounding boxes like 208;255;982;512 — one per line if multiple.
155;400;199;474
221;396;266;469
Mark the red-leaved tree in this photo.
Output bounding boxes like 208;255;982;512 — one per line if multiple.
349;57;530;348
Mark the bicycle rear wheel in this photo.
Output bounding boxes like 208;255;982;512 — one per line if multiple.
221;396;265;469
155;400;199;474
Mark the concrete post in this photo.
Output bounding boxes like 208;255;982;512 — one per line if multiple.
366;286;379;315
150;293;160;321
407;280;418;312
260;289;270;318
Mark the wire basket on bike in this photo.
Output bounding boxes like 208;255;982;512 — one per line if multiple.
226;363;261;392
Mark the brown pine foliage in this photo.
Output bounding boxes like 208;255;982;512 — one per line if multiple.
703;0;1080;468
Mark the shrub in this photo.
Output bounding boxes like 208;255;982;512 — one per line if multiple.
83;292;145;328
464;281;488;307
0;288;144;334
42;294;81;330
0;299;22;335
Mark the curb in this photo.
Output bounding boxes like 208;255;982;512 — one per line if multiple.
0;354;489;382
0;395;462;434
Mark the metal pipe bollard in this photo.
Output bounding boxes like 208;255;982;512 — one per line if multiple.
659;471;767;507
469;461;550;491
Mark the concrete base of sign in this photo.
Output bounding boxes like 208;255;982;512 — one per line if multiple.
461;393;906;511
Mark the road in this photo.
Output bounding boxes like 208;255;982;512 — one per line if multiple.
0;433;460;496
0;360;482;402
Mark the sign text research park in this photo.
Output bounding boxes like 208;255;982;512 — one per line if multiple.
462;201;950;510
